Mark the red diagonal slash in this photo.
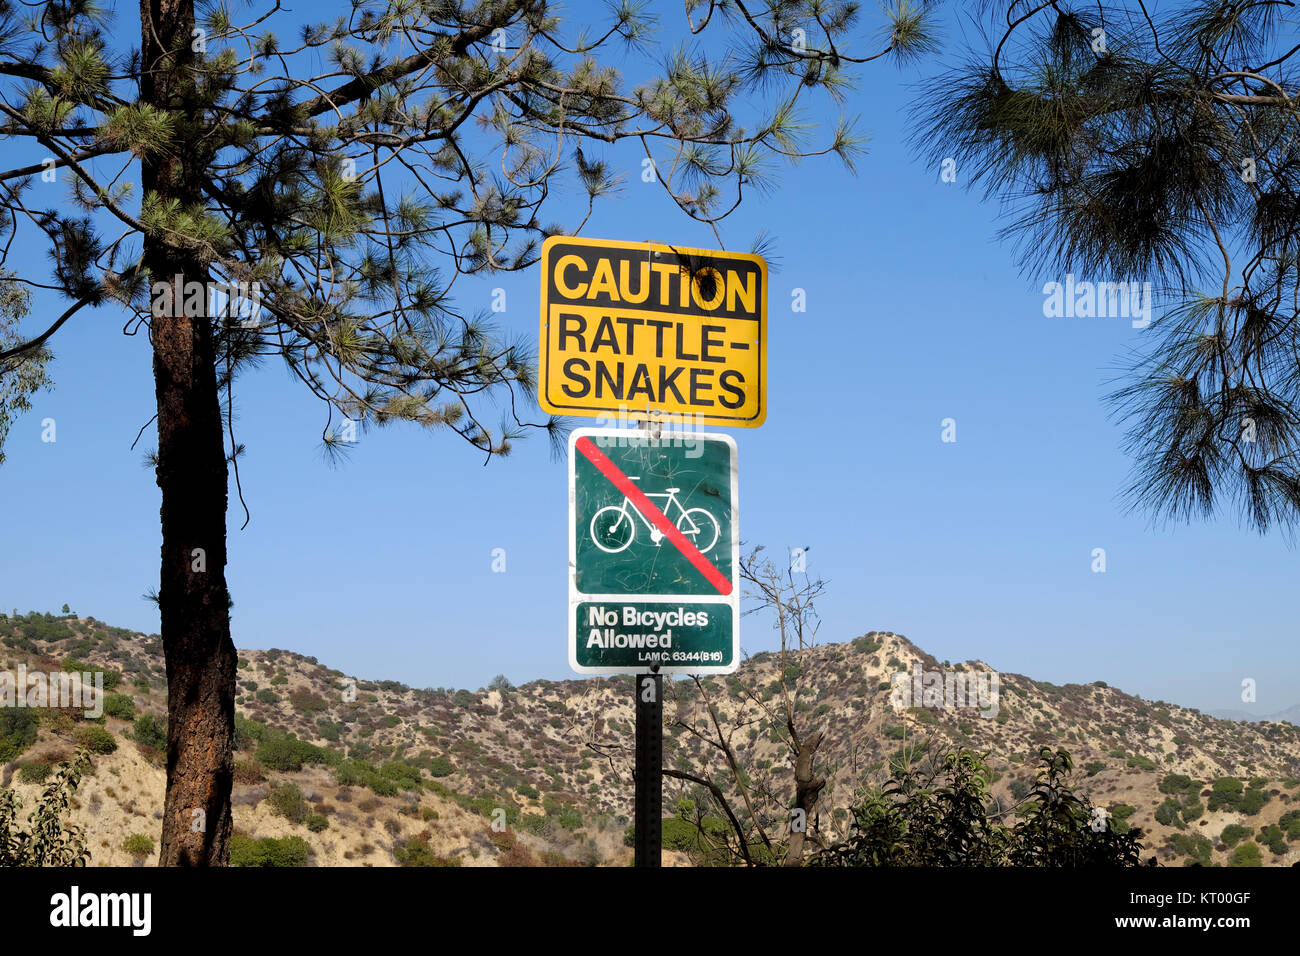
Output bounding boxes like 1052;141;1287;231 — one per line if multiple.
576;436;732;596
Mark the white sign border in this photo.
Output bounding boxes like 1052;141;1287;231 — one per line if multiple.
567;426;740;676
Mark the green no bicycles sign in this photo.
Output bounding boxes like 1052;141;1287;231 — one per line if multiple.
568;427;739;675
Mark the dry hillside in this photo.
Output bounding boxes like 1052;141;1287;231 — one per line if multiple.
1;610;1297;866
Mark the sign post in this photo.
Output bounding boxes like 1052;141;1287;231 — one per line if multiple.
547;236;761;868
633;670;662;868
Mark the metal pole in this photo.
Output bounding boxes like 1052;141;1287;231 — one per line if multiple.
634;668;663;867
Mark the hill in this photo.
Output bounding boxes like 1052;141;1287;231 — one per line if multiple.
1;609;1298;866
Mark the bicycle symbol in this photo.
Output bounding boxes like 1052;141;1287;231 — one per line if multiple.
589;479;721;555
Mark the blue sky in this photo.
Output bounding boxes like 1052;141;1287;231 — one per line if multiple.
1;1;1296;716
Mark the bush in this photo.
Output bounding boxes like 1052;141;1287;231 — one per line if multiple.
815;748;1150;868
103;694;135;720
229;834;310;867
1083;761;1105;777
1257;824;1287;855
428;755;453;777
132;713;167;750
1159;773;1197;795
122;834;154;857
0;710;39;762
393;834;459;867
266;782;309;824
255;689;277;704
305;813;329;833
1220;824;1251;847
17;760;53;784
74;725;117;754
1239;787;1270;816
1230;841;1262;867
0;751;93;865
1154;798;1184;829
1126;755;1157;771
1169;832;1213;865
255;734;336;772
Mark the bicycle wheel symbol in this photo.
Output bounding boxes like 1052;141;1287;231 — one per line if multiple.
676;507;720;554
591;505;635;553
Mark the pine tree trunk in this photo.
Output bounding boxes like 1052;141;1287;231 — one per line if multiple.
141;0;236;866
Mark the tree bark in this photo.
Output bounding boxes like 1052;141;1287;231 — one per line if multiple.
141;0;236;866
783;729;825;867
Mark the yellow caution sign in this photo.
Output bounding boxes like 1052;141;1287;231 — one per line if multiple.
538;236;767;427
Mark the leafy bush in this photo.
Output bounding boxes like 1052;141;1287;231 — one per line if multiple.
103;694;135;720
305;814;329;833
1159;773;1197;795
74;725;117;754
1154;797;1184;829
0;709;39;762
316;720;341;742
122;833;154;857
1169;832;1213;865
1230;841;1262;867
1083;761;1105;777
393;834;459;867
815;748;1150;868
255;734;336;772
132;713;167;750
1257;824;1287;855
17;760;53;784
1240;787;1270;816
0;751;92;866
265;782;309;824
229;834;309;867
1220;824;1251;847
1207;777;1244;812
428;755;453;777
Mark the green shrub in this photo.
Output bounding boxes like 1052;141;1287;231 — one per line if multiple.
255;689;277;704
1239;787;1270;816
1159;773;1197;795
1257;824;1287;856
103;694;135;720
1126;755;1157;771
1229;841;1262;867
1083;761;1105;777
516;783;539;799
255;734;336;772
1169;832;1213;865
305;814;329;833
266;782;309;824
428;755;453;777
17;760;53;784
1207;777;1244;812
122;833;154;857
393;835;459;867
74;725;117;754
0;751;92;865
316;721;341;742
1154;797;1184;829
132;713;166;750
1220;824;1251;847
229;834;310;867
0;710;39;762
